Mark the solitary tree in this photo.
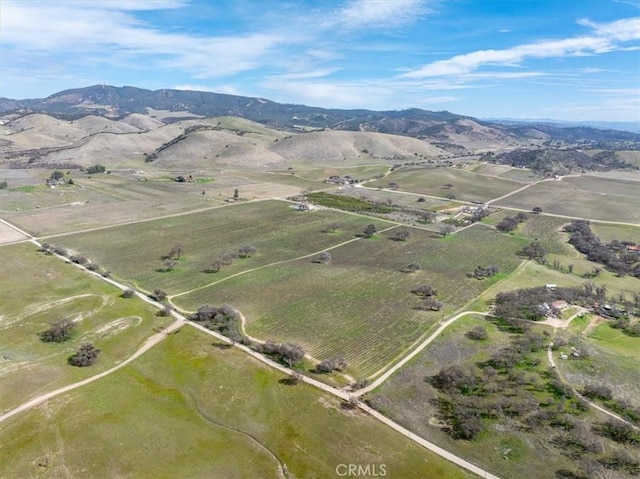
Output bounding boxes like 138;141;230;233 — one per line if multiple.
423;297;444;311
363;224;378;238
318;251;332;264
151;289;168;302
392;227;412;241
121;288;135;298
163;258;177;271
233;188;239;199
40;319;76;343
439;224;455;237
68;343;101;367
50;170;64;181
420;211;437;223
324;222;340;233
168;244;183;259
532;206;543;214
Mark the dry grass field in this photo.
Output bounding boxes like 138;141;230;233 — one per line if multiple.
368;166;527;203
495;176;640;223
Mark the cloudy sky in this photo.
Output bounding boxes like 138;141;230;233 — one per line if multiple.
1;0;639;121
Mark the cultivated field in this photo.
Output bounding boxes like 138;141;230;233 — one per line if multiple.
0;327;471;479
495;176;640;223
175;225;527;377
50;200;390;295
368;166;527;203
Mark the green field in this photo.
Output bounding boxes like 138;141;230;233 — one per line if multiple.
0;327;470;479
0;243;170;412
496;176;640;223
175;225;527;377
368;166;527;203
50;201;389;295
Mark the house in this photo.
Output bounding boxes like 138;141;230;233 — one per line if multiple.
546;284;557;290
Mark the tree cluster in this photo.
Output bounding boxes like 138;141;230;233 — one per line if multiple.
495;212;528;232
40;319;76;343
493;286;591;322
412;283;443;311
518;240;546;261
316;356;347;373
564;220;640;278
468;264;500;280
260;341;305;367
85;164;106;174
68;343;101;367
209;245;258;273
190;304;244;342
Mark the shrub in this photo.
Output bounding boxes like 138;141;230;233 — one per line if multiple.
466;326;488;341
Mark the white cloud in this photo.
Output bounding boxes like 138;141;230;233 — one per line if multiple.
402;17;640;78
0;1;285;78
331;0;429;30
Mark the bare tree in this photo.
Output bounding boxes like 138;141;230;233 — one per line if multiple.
363;224;378;238
439;224;455;237
318;251;332;264
40;319;76;343
237;245;257;258
324;222;340;233
168;243;183;259
392;227;412;241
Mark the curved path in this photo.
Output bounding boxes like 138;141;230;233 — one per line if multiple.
547;339;639;431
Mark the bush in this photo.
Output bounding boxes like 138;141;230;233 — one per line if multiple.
466;326;488;341
121;288;135;298
0;181;7;189
68;343;101;367
582;384;613;401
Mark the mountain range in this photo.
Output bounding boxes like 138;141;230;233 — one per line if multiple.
3;85;640;145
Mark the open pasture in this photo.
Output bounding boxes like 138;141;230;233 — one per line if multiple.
0;243;169;412
368;166;527;203
289;164;390;181
0;327;470;479
495;177;640;223
175;225;527;377
51;200;390;296
3;167;328;237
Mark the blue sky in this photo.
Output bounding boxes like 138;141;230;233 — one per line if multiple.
1;0;639;121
